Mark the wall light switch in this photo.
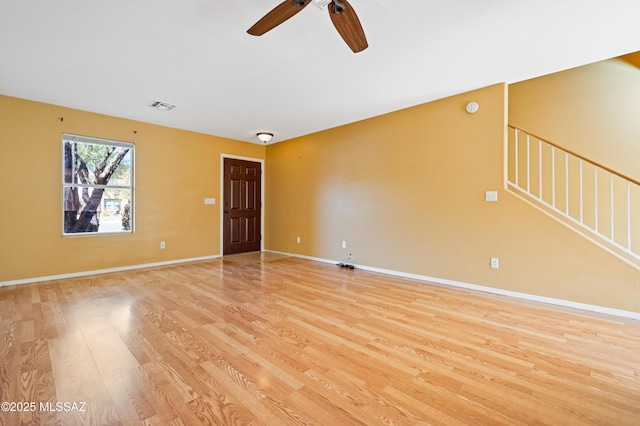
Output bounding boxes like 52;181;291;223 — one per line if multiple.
204;198;216;205
485;191;498;202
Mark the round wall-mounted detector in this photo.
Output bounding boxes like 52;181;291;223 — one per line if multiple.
466;101;479;114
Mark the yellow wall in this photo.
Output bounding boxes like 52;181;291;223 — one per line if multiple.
2;61;639;313
509;57;640;180
0;95;265;282
266;83;640;313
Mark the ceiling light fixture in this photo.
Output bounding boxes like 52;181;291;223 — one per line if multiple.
257;132;274;143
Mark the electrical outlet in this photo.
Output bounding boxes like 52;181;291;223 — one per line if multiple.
342;241;347;249
296;236;301;244
491;258;499;269
160;241;166;249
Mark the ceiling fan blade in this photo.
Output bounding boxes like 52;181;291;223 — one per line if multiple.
328;0;368;53
248;0;312;36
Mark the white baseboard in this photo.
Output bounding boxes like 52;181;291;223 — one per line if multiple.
266;250;640;320
3;250;638;321
0;255;221;288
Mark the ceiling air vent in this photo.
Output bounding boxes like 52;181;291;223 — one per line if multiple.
148;100;177;111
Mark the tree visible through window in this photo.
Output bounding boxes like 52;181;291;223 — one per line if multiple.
63;134;134;234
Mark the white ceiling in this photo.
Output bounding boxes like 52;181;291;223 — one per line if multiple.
1;0;639;144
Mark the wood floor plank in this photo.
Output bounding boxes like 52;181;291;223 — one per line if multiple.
1;255;639;425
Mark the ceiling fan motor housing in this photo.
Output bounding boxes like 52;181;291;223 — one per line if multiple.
312;0;332;7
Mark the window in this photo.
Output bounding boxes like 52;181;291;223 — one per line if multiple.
63;134;134;235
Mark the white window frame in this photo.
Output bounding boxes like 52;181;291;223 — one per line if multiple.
62;134;135;236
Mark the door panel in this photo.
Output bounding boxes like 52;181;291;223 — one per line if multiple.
230;217;241;243
223;158;262;255
246;217;257;242
230;179;242;210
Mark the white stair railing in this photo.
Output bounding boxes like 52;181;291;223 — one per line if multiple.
507;125;640;263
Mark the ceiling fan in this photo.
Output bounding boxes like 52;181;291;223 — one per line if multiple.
247;0;368;53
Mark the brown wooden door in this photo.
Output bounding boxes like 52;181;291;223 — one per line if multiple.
223;158;262;255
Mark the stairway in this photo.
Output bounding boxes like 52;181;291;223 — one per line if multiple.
507;125;640;268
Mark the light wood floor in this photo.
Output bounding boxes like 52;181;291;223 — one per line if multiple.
1;254;639;425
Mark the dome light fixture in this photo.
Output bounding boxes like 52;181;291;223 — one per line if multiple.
256;132;274;143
